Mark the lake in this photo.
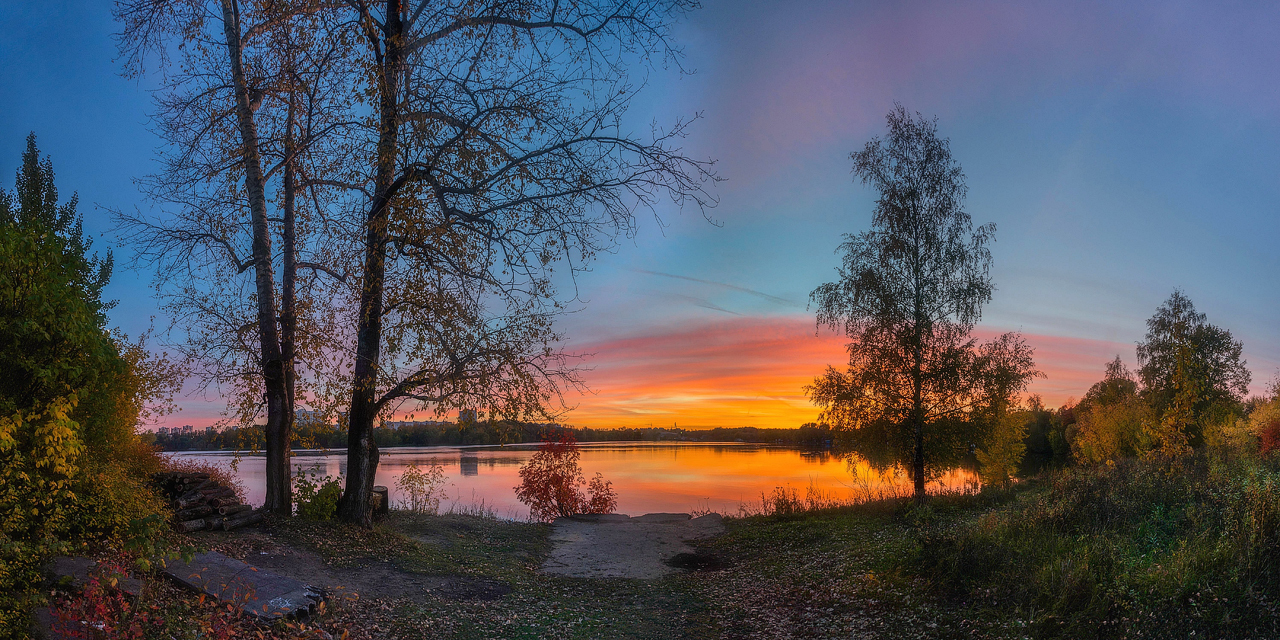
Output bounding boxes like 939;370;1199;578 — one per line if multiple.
168;442;979;519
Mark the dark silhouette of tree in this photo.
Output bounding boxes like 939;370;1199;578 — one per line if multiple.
809;105;1037;500
113;0;357;515
115;1;715;526
1;133;112;311
1136;290;1249;456
330;0;715;525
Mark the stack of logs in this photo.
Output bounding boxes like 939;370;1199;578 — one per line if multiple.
153;471;264;533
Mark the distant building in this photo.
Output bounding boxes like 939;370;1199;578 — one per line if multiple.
384;419;451;430
180;425;194;434
157;427;171;436
457;409;477;424
296;409;327;427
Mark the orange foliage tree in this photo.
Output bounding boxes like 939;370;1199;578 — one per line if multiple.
515;434;617;522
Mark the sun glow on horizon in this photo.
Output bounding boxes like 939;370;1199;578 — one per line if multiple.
560;315;1134;430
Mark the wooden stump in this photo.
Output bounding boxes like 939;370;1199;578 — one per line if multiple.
372;486;390;517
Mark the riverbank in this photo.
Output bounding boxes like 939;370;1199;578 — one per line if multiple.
41;454;1280;638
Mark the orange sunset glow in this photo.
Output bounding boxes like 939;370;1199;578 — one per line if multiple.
563;315;1135;429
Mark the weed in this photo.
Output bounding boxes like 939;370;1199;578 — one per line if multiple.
395;462;447;514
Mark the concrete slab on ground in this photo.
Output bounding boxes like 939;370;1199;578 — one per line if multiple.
542;513;724;579
163;551;322;619
46;556;143;597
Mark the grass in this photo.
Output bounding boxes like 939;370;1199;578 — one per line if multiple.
261;512;714;639
688;452;1280;639
74;451;1280;638
383;511;715;639
906;456;1280;638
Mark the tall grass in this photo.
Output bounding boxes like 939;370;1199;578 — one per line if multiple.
728;475;984;519
912;454;1280;637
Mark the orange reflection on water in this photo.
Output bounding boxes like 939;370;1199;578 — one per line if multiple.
175;443;979;518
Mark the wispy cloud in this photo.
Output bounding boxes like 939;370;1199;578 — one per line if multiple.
632;268;800;307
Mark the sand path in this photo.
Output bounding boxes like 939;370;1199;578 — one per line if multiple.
541;512;725;579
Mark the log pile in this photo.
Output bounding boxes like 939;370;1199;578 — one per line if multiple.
152;471;263;533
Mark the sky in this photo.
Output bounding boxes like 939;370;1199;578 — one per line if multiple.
2;1;1278;430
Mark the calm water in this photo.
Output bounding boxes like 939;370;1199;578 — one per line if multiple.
169;442;979;519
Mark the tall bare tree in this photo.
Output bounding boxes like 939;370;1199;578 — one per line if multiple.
328;0;716;525
809;105;1037;500
113;0;355;514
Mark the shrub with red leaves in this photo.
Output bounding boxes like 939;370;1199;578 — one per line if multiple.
514;434;618;522
1259;417;1280;456
50;555;161;640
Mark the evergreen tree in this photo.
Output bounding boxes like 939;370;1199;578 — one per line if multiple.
0;135;117;423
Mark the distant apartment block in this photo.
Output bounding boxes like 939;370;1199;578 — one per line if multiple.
384;419;451;430
458;409;477;424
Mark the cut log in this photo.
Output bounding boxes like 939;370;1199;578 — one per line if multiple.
175;505;213;520
175;518;209;533
223;511;263;531
372;486;389;517
205;516;224;530
218;504;252;517
175;494;205;510
209;497;241;508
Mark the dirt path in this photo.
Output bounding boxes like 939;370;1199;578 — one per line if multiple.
541;513;725;579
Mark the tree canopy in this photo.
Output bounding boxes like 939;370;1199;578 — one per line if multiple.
1137;290;1249;454
809;105;1038;498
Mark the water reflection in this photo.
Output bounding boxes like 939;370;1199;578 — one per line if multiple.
459;454;479;477
170;442;977;519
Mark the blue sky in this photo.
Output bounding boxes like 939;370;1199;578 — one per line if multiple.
3;0;1278;427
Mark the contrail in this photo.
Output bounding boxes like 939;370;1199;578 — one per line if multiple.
633;269;799;307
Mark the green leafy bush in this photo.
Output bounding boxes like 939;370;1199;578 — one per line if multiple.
0;137;174;636
293;468;343;520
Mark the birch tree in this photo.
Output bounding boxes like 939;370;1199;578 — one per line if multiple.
809;105;1037;500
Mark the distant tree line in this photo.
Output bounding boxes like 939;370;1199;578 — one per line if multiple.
147;421;840;452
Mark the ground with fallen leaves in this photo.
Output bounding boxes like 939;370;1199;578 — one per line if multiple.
117;505;1035;639
35;490;1057;639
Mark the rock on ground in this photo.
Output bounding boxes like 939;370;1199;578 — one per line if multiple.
541;513;724;579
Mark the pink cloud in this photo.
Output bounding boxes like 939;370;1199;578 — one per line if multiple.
565;315;1131;428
